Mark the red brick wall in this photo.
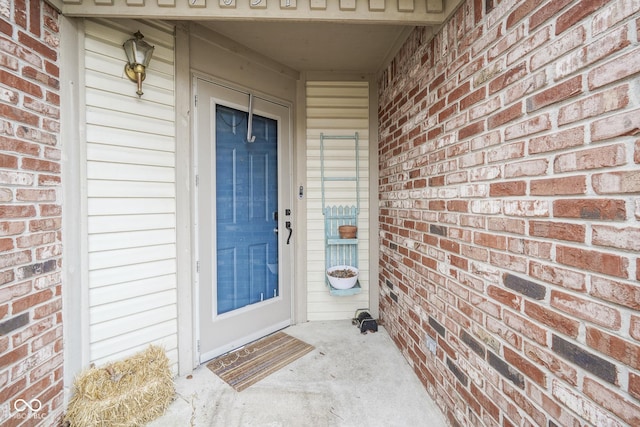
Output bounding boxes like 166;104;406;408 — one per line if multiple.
0;1;63;425
378;0;640;425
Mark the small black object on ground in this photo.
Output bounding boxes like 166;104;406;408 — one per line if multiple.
352;308;378;334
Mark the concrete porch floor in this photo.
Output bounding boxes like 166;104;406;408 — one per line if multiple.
149;320;447;427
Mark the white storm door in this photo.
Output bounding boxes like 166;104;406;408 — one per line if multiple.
196;78;293;362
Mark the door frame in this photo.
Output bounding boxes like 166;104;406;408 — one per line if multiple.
191;73;296;363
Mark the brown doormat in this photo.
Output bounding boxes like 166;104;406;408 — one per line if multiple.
206;331;314;391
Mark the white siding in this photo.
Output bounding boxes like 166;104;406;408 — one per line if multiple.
84;19;178;368
306;81;370;320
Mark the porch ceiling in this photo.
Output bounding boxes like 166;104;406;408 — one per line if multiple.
54;0;464;73
199;21;417;73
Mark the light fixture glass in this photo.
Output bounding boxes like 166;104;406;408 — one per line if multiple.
123;31;155;97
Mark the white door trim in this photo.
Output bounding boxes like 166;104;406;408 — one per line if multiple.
175;24;195;375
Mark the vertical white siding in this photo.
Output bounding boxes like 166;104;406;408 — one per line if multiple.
84;19;178;368
306;81;370;320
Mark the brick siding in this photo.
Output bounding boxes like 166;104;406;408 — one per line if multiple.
0;1;63;425
378;0;640;425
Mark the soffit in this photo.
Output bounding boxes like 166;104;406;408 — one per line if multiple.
199;21;417;73
53;0;464;74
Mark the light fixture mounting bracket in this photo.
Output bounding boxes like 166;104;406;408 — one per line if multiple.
124;64;146;83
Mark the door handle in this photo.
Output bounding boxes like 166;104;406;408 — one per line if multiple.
285;221;292;245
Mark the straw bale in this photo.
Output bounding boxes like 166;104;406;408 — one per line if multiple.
65;345;174;426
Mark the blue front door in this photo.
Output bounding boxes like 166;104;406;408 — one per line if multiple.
215;105;279;314
197;78;292;361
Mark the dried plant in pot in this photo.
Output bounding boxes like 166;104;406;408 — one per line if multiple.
326;265;359;289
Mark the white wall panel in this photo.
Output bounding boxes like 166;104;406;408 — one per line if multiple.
88;213;175;233
87;144;175;167
89;275;176;305
88;181;176;198
90;290;177;324
88;260;176;289
86;125;175;151
90;321;178;366
84;19;178;370
88;198;176;215
88;229;176;251
86;161;175;182
88;244;177;270
86;86;176;120
305;81;370;320
86;107;175;136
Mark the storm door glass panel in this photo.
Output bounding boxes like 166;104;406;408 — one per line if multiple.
215;105;278;315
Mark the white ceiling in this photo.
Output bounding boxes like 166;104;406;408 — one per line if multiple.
200;21;415;73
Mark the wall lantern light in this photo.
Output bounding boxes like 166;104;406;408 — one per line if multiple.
123;31;155;97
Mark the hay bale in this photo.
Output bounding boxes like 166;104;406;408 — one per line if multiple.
65;345;174;427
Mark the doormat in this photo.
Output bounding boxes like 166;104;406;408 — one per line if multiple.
206;331;314;391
